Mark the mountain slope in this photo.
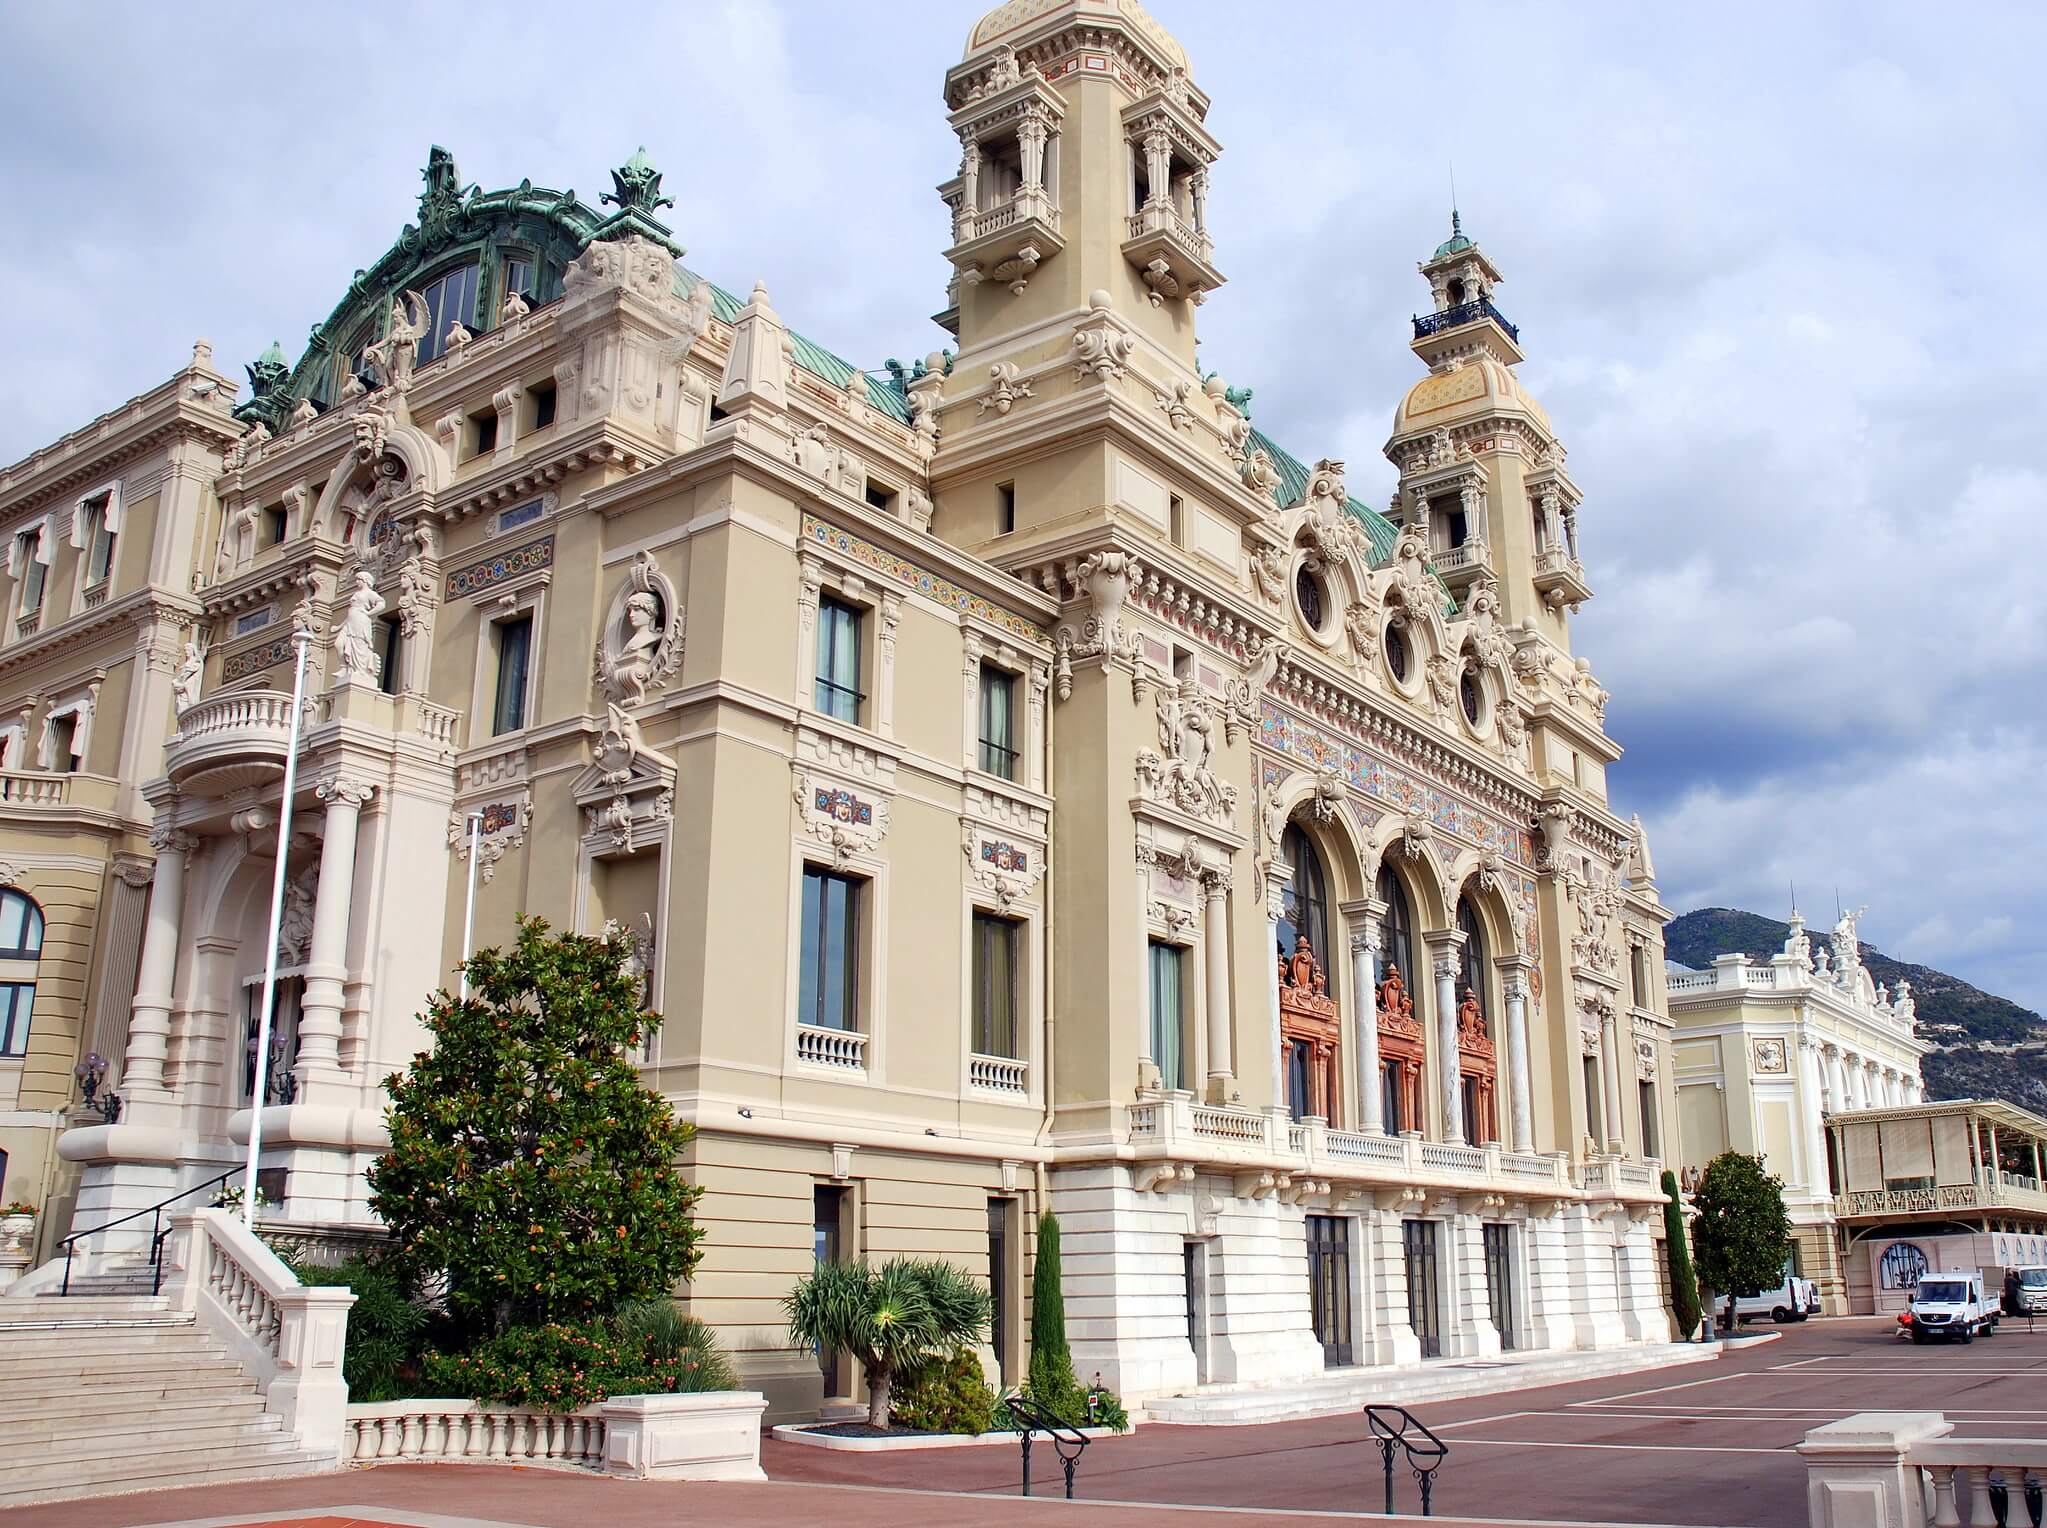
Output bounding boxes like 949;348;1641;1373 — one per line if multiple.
1665;907;2047;1112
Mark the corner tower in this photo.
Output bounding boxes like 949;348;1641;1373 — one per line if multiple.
938;0;1223;369
1385;215;1591;644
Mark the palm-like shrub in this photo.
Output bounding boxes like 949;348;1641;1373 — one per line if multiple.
784;1257;991;1427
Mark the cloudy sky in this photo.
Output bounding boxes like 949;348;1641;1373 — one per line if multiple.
3;3;2042;1010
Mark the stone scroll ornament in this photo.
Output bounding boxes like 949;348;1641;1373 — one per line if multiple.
594;550;684;708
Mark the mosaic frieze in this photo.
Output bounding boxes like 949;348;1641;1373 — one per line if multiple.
445;535;555;600
220;634;297;684
802;513;1043;645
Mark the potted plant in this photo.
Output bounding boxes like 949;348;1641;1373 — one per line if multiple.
0;1201;37;1278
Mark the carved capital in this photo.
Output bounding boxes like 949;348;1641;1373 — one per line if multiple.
147;826;199;857
315;776;377;810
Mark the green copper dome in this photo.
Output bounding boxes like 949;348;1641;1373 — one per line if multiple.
1432;209;1473;260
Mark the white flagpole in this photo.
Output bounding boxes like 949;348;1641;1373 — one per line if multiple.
244;630;311;1228
459;811;482;1000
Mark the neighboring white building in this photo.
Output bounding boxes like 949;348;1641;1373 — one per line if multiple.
1667;909;1928;1310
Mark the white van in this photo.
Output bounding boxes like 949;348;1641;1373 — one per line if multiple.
1906;1272;1996;1344
1733;1271;1821;1324
2006;1266;2047;1316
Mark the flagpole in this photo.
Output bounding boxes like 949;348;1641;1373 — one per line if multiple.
244;629;311;1228
459;810;482;1000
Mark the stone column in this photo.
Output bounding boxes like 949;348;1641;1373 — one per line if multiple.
1264;864;1290;1111
1427;931;1466;1145
1143;128;1172;210
1797;1035;1829;1194
1345;900;1385;1133
1017;106;1049;196
1203;869;1233;1095
957;135;981;236
1598;1004;1624;1154
122;826;196;1099
295;777;374;1087
1824;1045;1847;1112
1501;960;1535;1154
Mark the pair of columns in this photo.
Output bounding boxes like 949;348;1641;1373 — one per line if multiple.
121;778;374;1105
1822;1044;1915;1113
1336;900;1534;1153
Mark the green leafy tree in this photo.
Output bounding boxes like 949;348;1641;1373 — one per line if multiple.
784;1257;990;1428
368;918;703;1340
1660;1170;1703;1341
1690;1151;1792;1329
1026;1210;1082;1417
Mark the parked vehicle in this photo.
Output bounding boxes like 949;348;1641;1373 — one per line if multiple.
1733;1270;1821;1324
2003;1265;2047;1316
1905;1273;1997;1344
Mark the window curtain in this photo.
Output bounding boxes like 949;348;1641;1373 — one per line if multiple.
973;913;1016;1057
1150;941;1184;1092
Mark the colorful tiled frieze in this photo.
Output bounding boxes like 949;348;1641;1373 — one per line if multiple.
814;786;874;827
1257;700;1536;869
802;513;1044;645
980;839;1030;874
220;634;298;684
445;535;555;600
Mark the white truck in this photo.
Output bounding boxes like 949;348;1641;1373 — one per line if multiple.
1732;1270;1822;1324
2000;1265;2047;1317
1905;1272;1997;1344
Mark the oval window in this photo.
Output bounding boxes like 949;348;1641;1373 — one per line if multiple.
1295;564;1325;631
1460;667;1482;725
1385;623;1409;682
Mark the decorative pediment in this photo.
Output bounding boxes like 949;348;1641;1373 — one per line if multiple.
571;704;677;854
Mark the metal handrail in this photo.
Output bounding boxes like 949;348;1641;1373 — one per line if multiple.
58;1166;243;1296
1411;297;1520;343
1366;1403;1450;1517
1006;1393;1090;1499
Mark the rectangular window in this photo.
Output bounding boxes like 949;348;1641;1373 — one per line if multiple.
376;615;403;696
813;1185;848;1387
491;613;533;735
0;983;33;1056
1287;1038;1311;1122
972;911;1019;1059
264;505;288;546
798;866;861;1033
1149;940;1186;1092
81;497;116;586
814;596;863;722
530;380;558;430
48;714;78;773
1383;1061;1405;1134
1639;1079;1659;1159
864;480;895;513
977;664;1017;779
1169;494;1185;545
987;1199;1014;1386
471;408;498;457
16;537;45;615
996;482;1016;536
501;257;533;310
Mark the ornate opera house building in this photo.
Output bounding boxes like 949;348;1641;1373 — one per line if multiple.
1;0;1685;1416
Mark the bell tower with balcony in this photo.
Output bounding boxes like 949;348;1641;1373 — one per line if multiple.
937;1;1224;371
1386;213;1591;644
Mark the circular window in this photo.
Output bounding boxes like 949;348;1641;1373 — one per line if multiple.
1384;623;1409;682
1460;667;1482;725
1294;564;1325;631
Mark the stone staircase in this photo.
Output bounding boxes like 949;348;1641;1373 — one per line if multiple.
1142;1341;1719;1426
0;1294;333;1505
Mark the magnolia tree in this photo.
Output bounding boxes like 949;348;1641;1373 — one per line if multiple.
368;917;704;1340
1689;1151;1792;1331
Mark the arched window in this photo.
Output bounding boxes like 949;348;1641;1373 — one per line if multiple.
415;263;481;366
1457;896;1488;1011
0;888;44;1058
1375;866;1421;1134
1456;894;1496;1144
1377;866;1414;990
1279;822;1330;967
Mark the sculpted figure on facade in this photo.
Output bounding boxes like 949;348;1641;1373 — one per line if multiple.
276;860;320;966
331;570;386;685
363;290;431;391
1249;545;1286;607
173;638;206;713
1135;677;1237;826
594;550;683;708
395;555;435;644
1343;598;1379;669
1239;447;1279;500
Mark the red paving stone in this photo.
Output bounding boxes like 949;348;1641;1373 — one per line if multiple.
7;1318;2046;1528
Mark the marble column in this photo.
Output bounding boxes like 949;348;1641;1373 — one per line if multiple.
295;777;374;1086
1501;960;1535;1154
1598;1004;1625;1154
1428;932;1466;1145
1797;1035;1830;1193
122;826;196;1098
1264;864;1290;1111
1346;900;1386;1134
1824;1045;1847;1112
1203;869;1233;1094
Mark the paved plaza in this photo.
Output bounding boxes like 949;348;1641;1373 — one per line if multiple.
6;1317;2046;1528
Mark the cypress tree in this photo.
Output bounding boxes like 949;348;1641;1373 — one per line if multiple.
1661;1169;1702;1341
1026;1210;1080;1416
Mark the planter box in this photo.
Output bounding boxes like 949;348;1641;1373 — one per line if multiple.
773;1422;1127;1452
603;1391;767;1481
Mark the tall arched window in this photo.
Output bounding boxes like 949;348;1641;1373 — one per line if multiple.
0;888;45;1058
1279;823;1329;965
1456;894;1497;1144
1375;866;1423;1133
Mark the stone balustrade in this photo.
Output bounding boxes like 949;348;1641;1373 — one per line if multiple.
344;1401;607;1468
0;770;119;812
162;1208;356;1461
1800;1411;2047;1527
968;1052;1028;1094
795;1024;867;1072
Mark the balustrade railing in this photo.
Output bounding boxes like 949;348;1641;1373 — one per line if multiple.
1431;541;1489;574
344;1401;607;1468
415;699;463;748
173;688;301;743
969;1053;1029;1094
795;1024;867;1071
1125;200;1212;257
1326;1129;1408;1166
1191;1104;1267;1143
1799;1414;2047;1528
0;770;70;806
1419;1141;1487;1175
1412;297;1520;342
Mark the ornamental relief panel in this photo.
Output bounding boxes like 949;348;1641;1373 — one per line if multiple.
1133;672;1237;829
792;769;891;869
593;549;684;708
962;824;1045;910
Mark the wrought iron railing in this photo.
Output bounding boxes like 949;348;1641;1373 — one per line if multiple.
58;1164;242;1295
1412;298;1519;343
1008;1392;1091;1499
1366;1404;1449;1516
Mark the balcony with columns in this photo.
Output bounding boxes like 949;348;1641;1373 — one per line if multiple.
940;89;1066;296
1829;1098;2047;1223
1119;113;1223;304
165;679;462;799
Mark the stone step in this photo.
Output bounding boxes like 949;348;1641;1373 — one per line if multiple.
10;1405;285;1450
0;1295;171;1320
0;1358;255;1399
0;1443;330;1508
1145;1343;1718;1426
0;1391;272;1436
0;1377;259;1424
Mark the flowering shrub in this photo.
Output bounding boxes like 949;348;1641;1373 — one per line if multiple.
0;1202;36;1218
422;1309;734;1410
